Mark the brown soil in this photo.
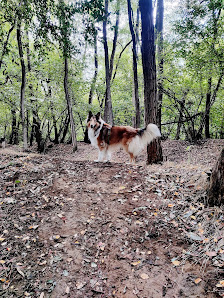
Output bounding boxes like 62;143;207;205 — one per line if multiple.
0;139;224;298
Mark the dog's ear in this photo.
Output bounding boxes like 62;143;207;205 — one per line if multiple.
95;112;101;119
88;111;93;120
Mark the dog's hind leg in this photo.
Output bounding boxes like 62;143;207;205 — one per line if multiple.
129;152;136;164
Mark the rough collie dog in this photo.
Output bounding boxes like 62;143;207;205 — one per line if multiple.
86;112;161;163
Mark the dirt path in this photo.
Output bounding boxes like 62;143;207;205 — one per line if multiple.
0;139;224;297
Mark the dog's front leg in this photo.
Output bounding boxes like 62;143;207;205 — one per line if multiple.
95;149;105;162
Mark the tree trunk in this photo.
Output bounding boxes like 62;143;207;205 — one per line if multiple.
0;23;15;70
60;114;70;143
139;0;163;164
9;109;18;145
103;0;114;125
205;77;212;138
175;97;186;140
127;0;140;128
207;147;224;206
47;80;59;144
88;30;98;105
155;0;164;131
17;22;27;151
196;70;224;139
64;56;77;152
109;0;120;81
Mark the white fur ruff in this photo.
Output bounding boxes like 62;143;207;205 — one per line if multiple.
88;120;105;149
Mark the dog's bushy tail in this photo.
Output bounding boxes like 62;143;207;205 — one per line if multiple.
128;123;161;157
145;123;161;142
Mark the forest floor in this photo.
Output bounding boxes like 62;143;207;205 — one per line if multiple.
0;139;224;298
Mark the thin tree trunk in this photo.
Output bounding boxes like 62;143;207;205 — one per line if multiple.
0;24;15;70
205;77;212;138
9;109;18;145
155;0;164;131
17;22;27;151
176;94;187;140
64;56;77;151
47;79;59;144
196;70;224;139
103;0;114;125
111;40;132;83
139;0;163;164
89;30;98;105
127;0;140;128
109;0;120;81
60;114;70;143
26;31;44;151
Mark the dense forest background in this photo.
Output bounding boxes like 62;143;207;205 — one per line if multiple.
0;0;223;153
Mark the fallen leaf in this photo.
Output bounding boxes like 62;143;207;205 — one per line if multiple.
29;225;39;230
140;273;149;280
205;251;217;257
63;270;69;276
97;242;106;251
39;292;45;298
187;232;202;241
0;260;6;264
131;261;141;266
216;280;224;288
65;286;70;294
168;204;174;208
195;278;202;284
198;228;204;235
38;260;47;266
16;266;25;277
171;258;180;266
76;281;85;289
53;235;60;240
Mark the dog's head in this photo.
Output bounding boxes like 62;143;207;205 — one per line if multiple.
86;111;104;132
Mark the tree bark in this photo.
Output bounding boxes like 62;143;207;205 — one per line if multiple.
205;77;212;138
127;0;140;128
103;0;114;125
9;109;19;145
196;69;224;140
155;0;164;131
207;147;224;206
60;114;70;143
175;98;185;140
17;22;28;151
88;30;98;105
0;24;15;70
109;0;120;82
64;56;77;152
139;0;163;164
